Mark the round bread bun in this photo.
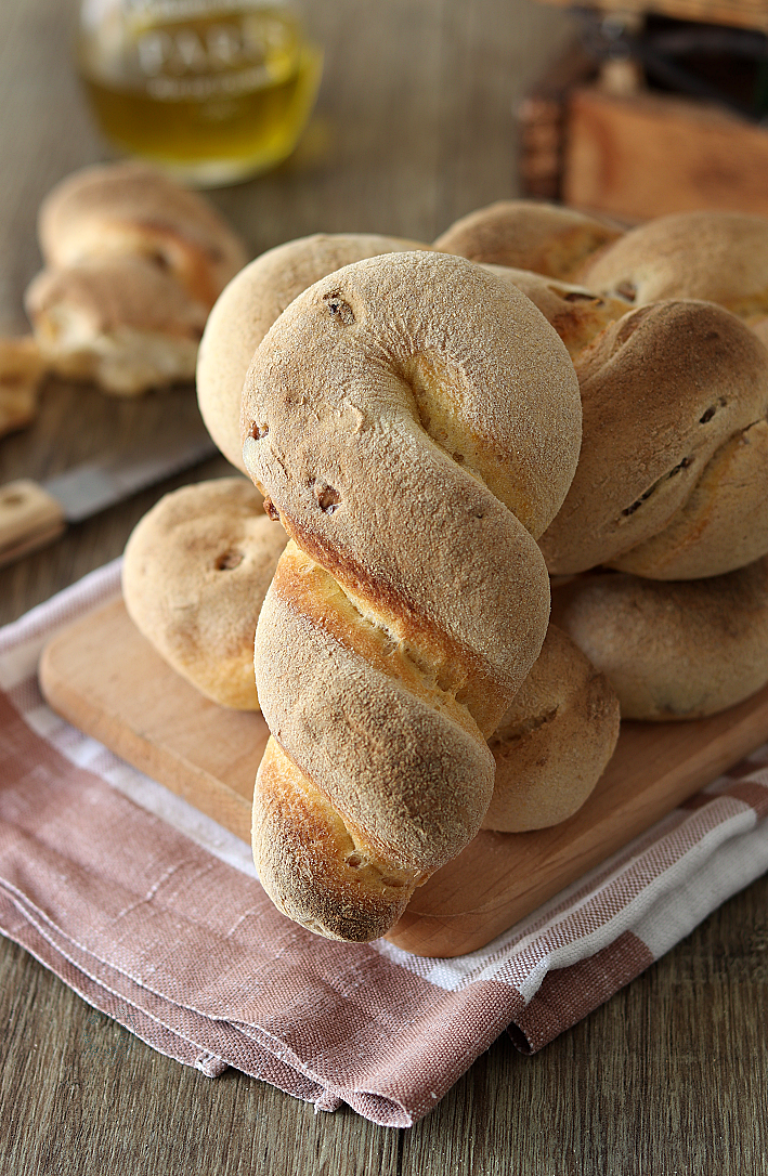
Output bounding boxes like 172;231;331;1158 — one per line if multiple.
243;250;582;940
551;557;768;720
197;232;432;471
484;623;620;832
123;477;286;710
577;209;768;327
433;199;622;278
37;161;248;308
539;299;768;580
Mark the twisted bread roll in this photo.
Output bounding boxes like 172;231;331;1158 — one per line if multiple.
242;251;582;940
538;300;768;580
552;556;768;720
440;202;768;343
26;256;208;397
433;200;622;278
197;233;431;472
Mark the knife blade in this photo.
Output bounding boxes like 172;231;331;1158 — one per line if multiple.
0;425;219;568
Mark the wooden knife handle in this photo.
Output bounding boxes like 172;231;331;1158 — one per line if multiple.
0;479;66;567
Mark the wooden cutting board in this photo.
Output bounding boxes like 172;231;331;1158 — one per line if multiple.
38;595;768;958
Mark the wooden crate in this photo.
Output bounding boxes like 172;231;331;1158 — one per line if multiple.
561;83;768;221
537;0;768;33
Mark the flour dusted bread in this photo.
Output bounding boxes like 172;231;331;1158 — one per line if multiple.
26;161;248;395
552;557;768;721
243;250;582;940
485;623;620;832
434;200;622;277
197;232;431;471
442;203;768;348
123;477;286;710
539;299;768;580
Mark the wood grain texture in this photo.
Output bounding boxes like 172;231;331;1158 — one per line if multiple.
38;594;768;957
563;86;768;221
0;0;766;1169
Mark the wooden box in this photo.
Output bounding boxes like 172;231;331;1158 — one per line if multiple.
536;0;768;33
561;83;768;222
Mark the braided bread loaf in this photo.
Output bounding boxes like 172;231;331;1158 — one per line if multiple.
538;299;768;580
240;251;582;941
577;210;768;336
438;202;768;340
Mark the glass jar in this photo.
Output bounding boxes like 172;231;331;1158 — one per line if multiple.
76;0;323;186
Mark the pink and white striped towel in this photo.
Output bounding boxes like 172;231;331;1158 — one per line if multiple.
1;561;767;1126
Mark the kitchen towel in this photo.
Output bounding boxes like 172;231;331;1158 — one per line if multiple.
1;560;767;1127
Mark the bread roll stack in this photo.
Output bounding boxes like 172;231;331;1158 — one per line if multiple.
438;201;768;721
124;200;768;944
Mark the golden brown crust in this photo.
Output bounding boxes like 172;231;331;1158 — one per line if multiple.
123;477;285;709
434;200;622;278
255;543;497;875
37;161;248;307
243;251;581;940
539;300;768;579
482;264;632;361
551;558;768;720
252;739;416;942
484;623;620;831
27;162;247;396
197;233;431;471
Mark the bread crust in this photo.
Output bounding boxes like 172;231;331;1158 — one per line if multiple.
243;251;581;939
539;300;768;579
37;161;247;307
27;162;248;396
25;256;208;395
123;477;285;709
485;623;620;831
482;264;631;361
197;232;431;471
434;200;622;278
551;557;768;720
577;209;768;326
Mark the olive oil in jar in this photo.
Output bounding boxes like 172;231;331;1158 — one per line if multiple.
77;0;322;186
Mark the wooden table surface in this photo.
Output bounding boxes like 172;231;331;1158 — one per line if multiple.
1;1;766;1172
